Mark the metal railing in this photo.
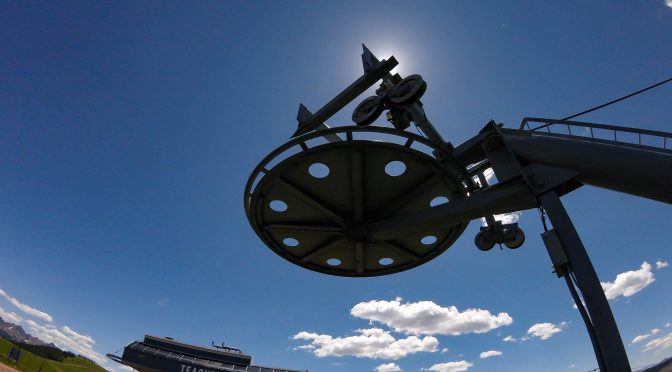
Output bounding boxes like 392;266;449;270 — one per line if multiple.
519;117;672;151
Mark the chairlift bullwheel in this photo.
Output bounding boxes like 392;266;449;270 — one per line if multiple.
504;228;525;249
352;96;384;126
475;232;495;251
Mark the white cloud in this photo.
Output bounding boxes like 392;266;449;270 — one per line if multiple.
481;211;522;226
423;361;473;372
0;288;53;322
476;169;522;226
527;323;562;340
667;0;672;9
631;334;651;344
502;335;516;342
23;319;105;364
601;262;655;300
294;344;316;351
441;348;449;353
0;305;24;324
375;363;402;372
480;209;522;227
293;328;438;360
479;350;502;359
656;260;669;269
632;329;661;344
666;323;671;328
644;332;672;352
111;365;135;372
350;298;512;336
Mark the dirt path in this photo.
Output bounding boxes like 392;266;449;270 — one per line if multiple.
0;363;19;372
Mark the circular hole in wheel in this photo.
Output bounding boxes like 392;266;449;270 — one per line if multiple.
269;200;288;212
430;196;449;207
385;161;406;176
421;235;438;245
308;163;330;178
379;257;394;266
327;258;341;266
282;238;299;247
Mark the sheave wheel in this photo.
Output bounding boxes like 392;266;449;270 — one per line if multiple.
475;232;495;251
505;228;525;249
352;96;384;126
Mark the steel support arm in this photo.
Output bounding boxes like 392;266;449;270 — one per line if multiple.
501;129;672;204
368;179;538;241
539;191;631;372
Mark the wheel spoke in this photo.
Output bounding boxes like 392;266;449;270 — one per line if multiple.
277;177;346;226
380;241;421;262
351;150;365;223
298;236;343;262
355;242;365;274
372;173;439;220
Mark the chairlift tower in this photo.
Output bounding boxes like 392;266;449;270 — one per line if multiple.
244;45;672;372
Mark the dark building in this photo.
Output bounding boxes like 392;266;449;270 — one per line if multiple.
107;335;306;372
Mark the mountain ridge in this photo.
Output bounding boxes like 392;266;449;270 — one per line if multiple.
0;316;54;348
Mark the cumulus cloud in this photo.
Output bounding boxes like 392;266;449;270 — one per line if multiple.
477;169;522;226
23;319;105;364
601;262;655;300
293;344;316;351
667;0;672;9
111;366;135;372
375;363;402;372
350;298;512;336
481;211;522;226
502;335;516;342
479;350;502;359
0;288;53;322
292;328;438;360
527;323;563;340
0;306;24;324
423;361;473;372
644;332;672;352
631;329;661;344
656;260;669;269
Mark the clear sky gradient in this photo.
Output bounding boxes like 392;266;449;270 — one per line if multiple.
1;1;671;372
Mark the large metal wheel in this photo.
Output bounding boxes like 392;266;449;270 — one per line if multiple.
245;126;469;277
505;227;525;249
474;232;495;251
352;96;384;126
388;74;427;107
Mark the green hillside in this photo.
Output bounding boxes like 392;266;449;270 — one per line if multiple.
0;336;107;372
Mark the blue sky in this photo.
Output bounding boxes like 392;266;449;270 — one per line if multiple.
1;1;671;371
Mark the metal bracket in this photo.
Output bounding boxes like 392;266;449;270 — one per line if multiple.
292;45;398;137
541;229;569;277
521;163;582;197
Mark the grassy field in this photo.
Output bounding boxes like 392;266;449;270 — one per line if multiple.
0;337;107;372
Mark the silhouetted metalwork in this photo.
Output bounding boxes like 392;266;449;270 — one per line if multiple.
211;341;243;355
245;45;672;371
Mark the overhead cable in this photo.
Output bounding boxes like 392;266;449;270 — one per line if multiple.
563;76;672;121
